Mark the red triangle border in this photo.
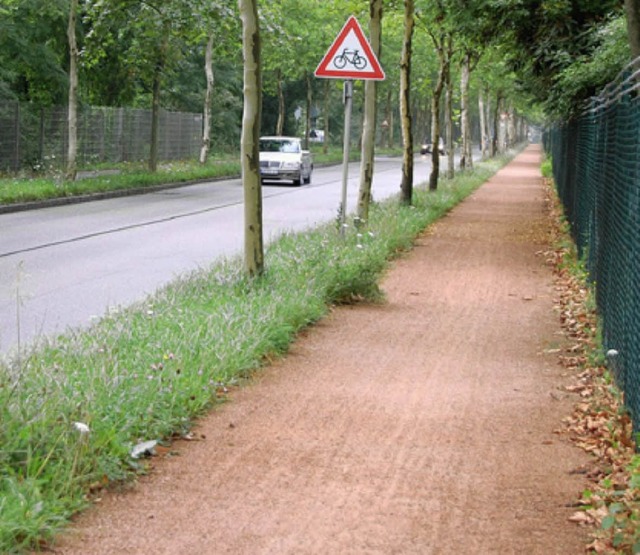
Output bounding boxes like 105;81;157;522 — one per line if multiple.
315;16;385;81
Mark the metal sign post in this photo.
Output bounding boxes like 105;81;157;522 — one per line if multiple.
314;16;385;237
339;80;353;236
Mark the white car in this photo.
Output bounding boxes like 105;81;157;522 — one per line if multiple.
259;136;313;186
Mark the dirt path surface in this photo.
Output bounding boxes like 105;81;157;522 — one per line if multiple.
56;145;590;554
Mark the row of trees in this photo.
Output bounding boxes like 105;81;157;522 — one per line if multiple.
1;0;635;273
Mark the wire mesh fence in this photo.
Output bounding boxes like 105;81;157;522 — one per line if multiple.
0;101;203;173
546;57;640;433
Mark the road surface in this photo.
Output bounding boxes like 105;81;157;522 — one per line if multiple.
0;156;435;355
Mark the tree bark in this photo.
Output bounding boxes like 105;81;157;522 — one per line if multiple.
66;0;79;182
276;69;285;136
399;0;414;206
239;0;263;277
444;35;454;180
459;51;473;170
149;22;169;173
322;79;330;155
478;88;487;158
199;33;215;164
429;31;447;191
356;0;383;223
625;0;640;60
491;91;502;157
305;73;312;149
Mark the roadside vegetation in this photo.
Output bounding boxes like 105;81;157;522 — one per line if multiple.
0;153;508;553
542;161;640;554
0;144;392;207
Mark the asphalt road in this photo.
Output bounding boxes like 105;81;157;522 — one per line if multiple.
0;156;438;356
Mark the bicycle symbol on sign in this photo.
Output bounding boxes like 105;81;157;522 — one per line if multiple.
333;48;368;70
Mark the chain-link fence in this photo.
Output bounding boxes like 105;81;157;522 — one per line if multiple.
546;58;640;433
0;101;203;173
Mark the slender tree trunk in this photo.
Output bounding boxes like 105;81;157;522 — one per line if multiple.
66;0;79;181
276;69;285;136
506;105;515;147
478;88;487;158
491;91;502;157
356;0;383;222
459;52;473;170
387;91;396;148
323;79;330;154
149;23;169;173
199;33;215;164
239;0;263;277
399;0;414;206
429;33;446;191
386;89;394;148
444;36;454;180
625;0;640;60
305;73;312;149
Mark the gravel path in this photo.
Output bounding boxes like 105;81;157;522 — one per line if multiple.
55;145;590;554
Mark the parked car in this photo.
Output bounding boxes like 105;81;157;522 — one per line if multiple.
259;136;313;186
420;137;445;155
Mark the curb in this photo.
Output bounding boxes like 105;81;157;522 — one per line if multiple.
0;176;235;215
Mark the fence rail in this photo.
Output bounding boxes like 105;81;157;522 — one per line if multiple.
0;102;203;173
546;57;640;432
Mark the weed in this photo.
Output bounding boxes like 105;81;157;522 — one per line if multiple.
0;154;515;552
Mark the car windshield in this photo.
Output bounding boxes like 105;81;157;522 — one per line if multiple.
260;139;300;153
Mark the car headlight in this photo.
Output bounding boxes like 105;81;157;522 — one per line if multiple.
282;161;300;170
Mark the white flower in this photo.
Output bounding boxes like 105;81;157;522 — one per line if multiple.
73;422;90;434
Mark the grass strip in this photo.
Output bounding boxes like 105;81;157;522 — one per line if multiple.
0;144;379;206
0;154;511;553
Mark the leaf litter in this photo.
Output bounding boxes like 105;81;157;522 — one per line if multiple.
542;180;640;554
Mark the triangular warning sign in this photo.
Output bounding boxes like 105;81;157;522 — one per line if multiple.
315;16;385;81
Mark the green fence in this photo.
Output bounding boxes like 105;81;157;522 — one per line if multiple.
0;102;203;173
546;58;640;433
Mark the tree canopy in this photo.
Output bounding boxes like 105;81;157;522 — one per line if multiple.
0;0;631;148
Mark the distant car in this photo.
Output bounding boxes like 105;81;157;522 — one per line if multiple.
420;138;445;155
259;136;313;186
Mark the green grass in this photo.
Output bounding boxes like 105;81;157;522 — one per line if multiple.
0;157;242;205
0;154;512;553
0;144;402;206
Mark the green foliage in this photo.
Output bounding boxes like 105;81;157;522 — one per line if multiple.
497;0;626;119
0;153;514;553
552;15;630;118
0;157;242;206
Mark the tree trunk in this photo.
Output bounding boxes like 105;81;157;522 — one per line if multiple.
386;89;394;148
322;79;330;155
459;52;473;170
239;0;263;277
379;89;392;149
356;0;383;223
276;69;285;136
66;0;79;182
444;35;454;180
429;32;447;191
149;23;169;173
491;92;502;157
478;88;487;158
399;0;414;206
199;33;215;164
625;0;640;60
305;73;312;149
